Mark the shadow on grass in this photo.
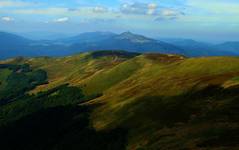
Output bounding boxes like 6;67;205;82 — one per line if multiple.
0;105;128;150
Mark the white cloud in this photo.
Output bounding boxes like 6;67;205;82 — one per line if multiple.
161;9;184;17
147;3;157;15
120;3;147;15
14;8;68;15
1;16;14;22
4;2;185;23
155;9;185;21
92;6;108;13
120;2;184;21
13;6;109;16
54;17;69;23
0;0;33;7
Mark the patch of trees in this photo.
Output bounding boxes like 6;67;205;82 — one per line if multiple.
91;50;140;59
0;83;103;126
0;64;47;105
0;64;31;72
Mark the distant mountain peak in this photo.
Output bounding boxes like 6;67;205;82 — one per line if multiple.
119;31;134;36
116;32;155;43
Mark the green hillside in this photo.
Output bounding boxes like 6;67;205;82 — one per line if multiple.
0;51;239;150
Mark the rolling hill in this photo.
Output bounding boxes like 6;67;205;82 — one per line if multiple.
0;50;239;150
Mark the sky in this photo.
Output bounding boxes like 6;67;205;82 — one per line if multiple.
0;0;239;42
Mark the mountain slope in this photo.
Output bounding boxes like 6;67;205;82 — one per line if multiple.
162;38;235;56
0;32;79;59
114;32;155;43
0;31;184;59
0;32;33;59
217;41;239;54
0;32;31;45
58;31;116;44
1;51;239;149
1;31;239;59
69;32;186;55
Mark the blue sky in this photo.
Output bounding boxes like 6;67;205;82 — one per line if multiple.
0;0;239;42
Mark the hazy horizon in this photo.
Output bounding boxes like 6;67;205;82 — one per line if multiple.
0;0;239;43
0;30;236;44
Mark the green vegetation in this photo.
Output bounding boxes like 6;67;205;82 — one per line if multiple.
1;51;239;150
0;67;126;150
82;57;141;94
0;68;12;88
0;83;101;125
90;50;140;59
0;64;47;105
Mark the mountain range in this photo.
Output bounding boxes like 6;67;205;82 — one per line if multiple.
1;50;239;149
1;31;239;59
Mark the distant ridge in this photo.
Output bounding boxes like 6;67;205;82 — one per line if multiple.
216;41;239;53
0;31;32;46
68;31;186;55
161;38;238;56
115;31;155;43
58;31;116;44
1;31;239;59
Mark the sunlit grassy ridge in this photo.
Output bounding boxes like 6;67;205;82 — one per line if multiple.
88;55;239;126
2;51;239;149
86;55;239;150
16;51;138;94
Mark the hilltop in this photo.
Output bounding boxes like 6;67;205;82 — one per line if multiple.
0;51;239;150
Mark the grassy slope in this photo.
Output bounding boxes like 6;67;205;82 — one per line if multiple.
88;55;239;150
2;52;239;149
80;57;142;95
16;52;131;94
0;69;12;89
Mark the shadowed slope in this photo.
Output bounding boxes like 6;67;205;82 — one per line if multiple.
2;51;239;149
